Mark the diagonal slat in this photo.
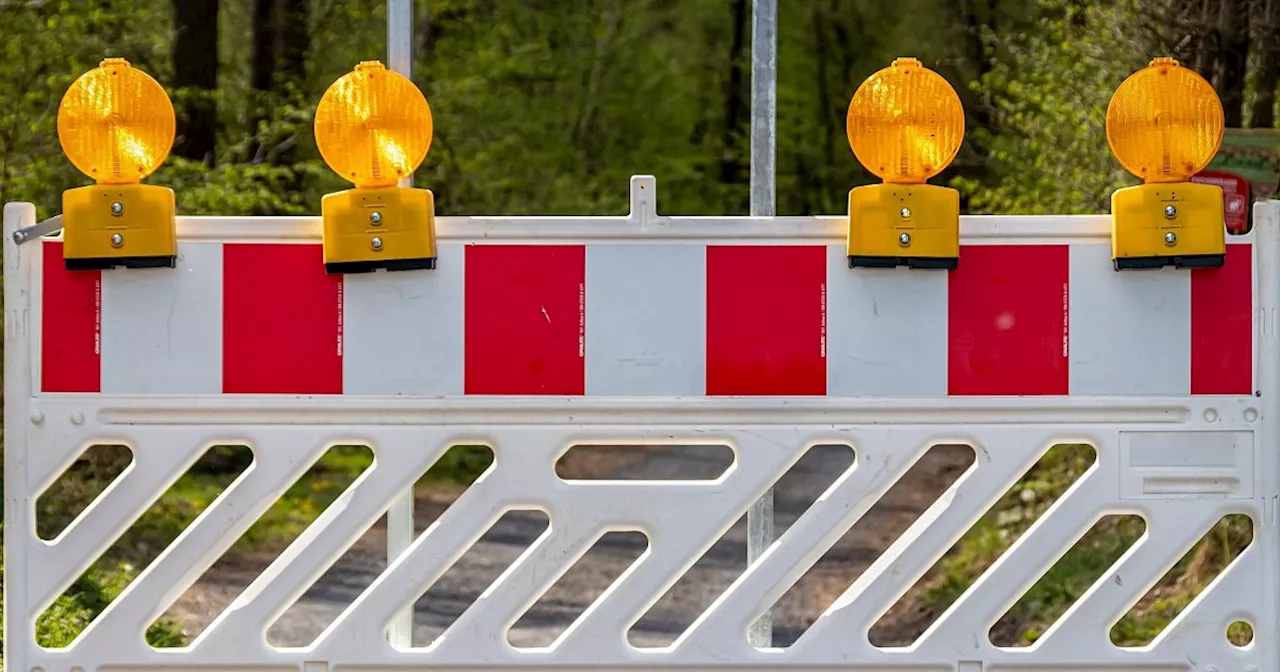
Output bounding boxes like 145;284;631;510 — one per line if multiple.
794;435;1035;653
927;470;1112;645
29;435;205;610
315;431;560;651
433;519;603;654
1032;502;1222;653
1152;540;1263;648
197;431;457;648
676;429;914;651
314;482;515;651
74;433;327;646
25;423;106;506
519;429;810;653
560;480;788;646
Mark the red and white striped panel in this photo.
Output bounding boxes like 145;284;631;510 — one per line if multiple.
38;239;1255;397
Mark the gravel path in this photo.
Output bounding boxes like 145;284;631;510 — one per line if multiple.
168;444;973;648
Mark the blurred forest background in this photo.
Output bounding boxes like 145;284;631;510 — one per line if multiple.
5;0;1280;220
0;0;1272;657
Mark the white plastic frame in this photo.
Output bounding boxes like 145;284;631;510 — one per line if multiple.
3;188;1278;672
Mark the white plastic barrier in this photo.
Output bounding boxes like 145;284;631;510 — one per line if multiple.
5;177;1276;672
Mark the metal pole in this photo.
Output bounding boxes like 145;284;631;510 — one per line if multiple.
386;0;415;650
747;0;777;649
749;0;777;220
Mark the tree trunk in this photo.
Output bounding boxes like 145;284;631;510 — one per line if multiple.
271;0;310;169
1215;0;1250;127
171;0;218;164
1251;0;1280;127
813;0;833;188
1193;0;1216;76
956;0;995;132
719;0;749;196
280;0;309;95
418;1;436;60
250;0;279;142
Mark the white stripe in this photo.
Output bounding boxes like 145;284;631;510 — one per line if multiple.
100;242;223;394
1068;243;1190;395
825;245;948;397
585;244;705;395
342;243;465;395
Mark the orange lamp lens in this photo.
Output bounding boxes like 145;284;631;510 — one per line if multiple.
56;58;175;185
846;57;964;184
314;61;432;189
1106;57;1224;183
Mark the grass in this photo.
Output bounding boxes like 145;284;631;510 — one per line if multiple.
5;427;1255;654
906;443;1255;648
38;443;490;549
11;441;492;651
34;560;186;649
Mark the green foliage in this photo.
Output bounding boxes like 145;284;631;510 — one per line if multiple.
155;157;331;216
2;0;1272;657
951;0;1145;214
0;530;185;652
1000;514;1147;644
918;444;1253;647
424;445;494;484
35;563;186;649
35;442;488;556
1108;514;1254;647
922;444;1099;609
0;0;171;211
21;441;489;650
0;0;1080;219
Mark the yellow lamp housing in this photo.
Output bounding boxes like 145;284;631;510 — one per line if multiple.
845;57;964;270
1107;57;1226;271
315;61;436;274
57;58;177;270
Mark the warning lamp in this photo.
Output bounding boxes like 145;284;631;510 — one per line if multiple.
845;57;964;270
315;61;436;274
1107;57;1226;270
57;58;177;270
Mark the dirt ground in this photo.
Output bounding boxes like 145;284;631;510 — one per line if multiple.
167;443;974;648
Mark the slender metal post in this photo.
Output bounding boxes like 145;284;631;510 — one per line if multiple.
747;0;777;649
749;0;777;220
386;0;415;650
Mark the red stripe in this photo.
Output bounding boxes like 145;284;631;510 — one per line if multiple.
1191;244;1253;394
41;242;101;392
223;244;343;394
949;245;1069;395
464;245;585;395
706;245;826;396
